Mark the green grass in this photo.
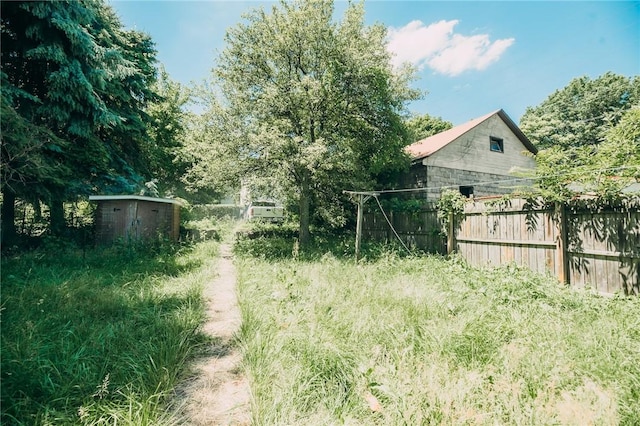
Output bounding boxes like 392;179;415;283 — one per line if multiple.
1;239;219;425
235;237;640;425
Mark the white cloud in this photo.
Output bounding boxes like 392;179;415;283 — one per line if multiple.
388;20;514;76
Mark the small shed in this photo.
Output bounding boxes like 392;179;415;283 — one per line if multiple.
89;195;181;244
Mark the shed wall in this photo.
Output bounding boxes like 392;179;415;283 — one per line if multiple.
95;200;137;243
94;199;180;244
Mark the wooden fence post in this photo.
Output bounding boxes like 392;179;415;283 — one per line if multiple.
355;194;364;262
447;211;455;255
555;202;569;284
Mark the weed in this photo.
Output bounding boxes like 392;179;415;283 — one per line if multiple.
1;240;218;425
235;249;640;424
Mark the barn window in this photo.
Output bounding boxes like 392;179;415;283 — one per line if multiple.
459;185;474;198
490;136;504;153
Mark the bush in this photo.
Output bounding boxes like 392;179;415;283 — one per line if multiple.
233;221;413;261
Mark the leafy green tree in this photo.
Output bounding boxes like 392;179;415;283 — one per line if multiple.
520;72;639;150
406;113;453;142
144;68;191;196
1;0;157;240
209;0;419;245
518;73;640;202
591;107;640;196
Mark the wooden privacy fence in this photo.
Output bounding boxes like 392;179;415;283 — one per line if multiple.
362;204;446;255
455;198;639;295
363;198;639;295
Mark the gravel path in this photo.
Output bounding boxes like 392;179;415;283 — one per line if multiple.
173;242;250;425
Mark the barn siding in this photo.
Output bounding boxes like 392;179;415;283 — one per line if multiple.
401;115;536;201
424;115;536;175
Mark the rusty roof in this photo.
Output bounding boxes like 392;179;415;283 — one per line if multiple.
405;109;537;160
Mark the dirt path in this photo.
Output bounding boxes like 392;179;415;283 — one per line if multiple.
173;241;251;425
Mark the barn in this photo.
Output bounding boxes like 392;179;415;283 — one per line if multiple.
404;109;538;200
89;195;181;244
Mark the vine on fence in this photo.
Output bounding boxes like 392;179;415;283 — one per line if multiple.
436;190;466;236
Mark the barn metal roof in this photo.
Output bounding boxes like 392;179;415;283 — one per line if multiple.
405;109;538;161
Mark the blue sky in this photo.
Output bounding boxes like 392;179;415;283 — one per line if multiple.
110;1;639;125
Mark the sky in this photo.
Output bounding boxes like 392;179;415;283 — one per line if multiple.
110;0;639;125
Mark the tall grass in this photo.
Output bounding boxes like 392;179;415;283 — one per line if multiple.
1;239;219;425
235;239;640;425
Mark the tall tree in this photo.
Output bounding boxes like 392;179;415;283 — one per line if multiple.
406;113;453;142
144;68;190;196
520;72;639;150
211;0;419;245
1;0;157;239
592;107;640;195
518;73;640;201
180;86;244;201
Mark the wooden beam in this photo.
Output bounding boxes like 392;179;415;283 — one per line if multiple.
344;190;379;262
555;202;569;284
455;237;556;248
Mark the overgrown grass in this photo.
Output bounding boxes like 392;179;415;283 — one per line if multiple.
1;238;220;425
234;221;410;261
235;237;640;424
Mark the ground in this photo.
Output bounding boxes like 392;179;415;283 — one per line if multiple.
172;241;250;425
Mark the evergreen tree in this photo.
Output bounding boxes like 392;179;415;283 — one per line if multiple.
1;0;158;240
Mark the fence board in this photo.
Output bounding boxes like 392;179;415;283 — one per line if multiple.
362;205;446;254
362;198;639;295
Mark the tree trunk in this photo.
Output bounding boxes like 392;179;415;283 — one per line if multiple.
49;197;66;237
1;187;17;246
298;118;316;248
298;175;311;248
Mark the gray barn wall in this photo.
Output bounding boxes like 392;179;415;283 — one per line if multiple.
423;114;536;175
403;114;536;201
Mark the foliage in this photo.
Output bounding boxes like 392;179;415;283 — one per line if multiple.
0;95;70;199
517;73;640;203
436;189;466;234
520;107;640;203
179;88;243;200
144;67;191;196
376;197;427;216
405;113;453;142
236;255;640;424
1;0;158;239
198;0;420;246
181;209;241;242
188;204;243;221
593;106;640;195
234;221;408;261
520;72;639;150
1;240;219;425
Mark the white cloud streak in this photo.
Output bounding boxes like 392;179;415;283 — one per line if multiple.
388;20;515;76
